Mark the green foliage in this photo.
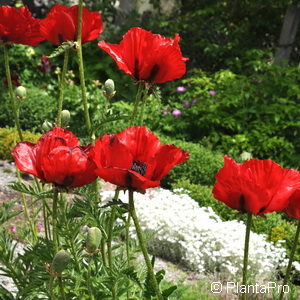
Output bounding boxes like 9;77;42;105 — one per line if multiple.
0;127;40;160
158;64;300;168
0;86;56;132
159;137;223;187
145;0;298;71
0;200;22;226
160;279;217;300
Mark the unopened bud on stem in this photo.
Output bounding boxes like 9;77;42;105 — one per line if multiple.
61;110;70;127
42;120;53;132
51;250;70;276
103;79;116;99
86;227;101;254
15;86;26;100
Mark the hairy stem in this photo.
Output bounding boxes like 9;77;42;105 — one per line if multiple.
58;277;67;300
279;219;300;300
242;212;253;300
52;189;59;253
77;0;92;139
107;190;120;300
130;82;144;126
128;191;163;300
87;255;95;300
56;49;70;126
3;44;23;140
107;190;120;267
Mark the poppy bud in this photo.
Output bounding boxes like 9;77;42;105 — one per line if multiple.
103;79;116;99
86;227;101;254
61;110;70;127
240;151;252;162
42;120;53;132
51;250;70;275
15;86;26;100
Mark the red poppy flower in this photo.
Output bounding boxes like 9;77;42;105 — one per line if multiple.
12;127;97;189
98;27;188;83
284;190;300;219
0;6;43;46
91;126;189;191
40;4;103;45
212;156;300;214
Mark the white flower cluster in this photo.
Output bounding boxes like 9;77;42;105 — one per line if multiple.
101;188;288;281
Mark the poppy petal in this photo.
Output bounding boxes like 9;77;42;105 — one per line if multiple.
151;144;189;180
11;142;38;177
98;27;188;83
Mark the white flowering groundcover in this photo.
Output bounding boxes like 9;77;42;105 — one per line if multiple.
102;188;295;281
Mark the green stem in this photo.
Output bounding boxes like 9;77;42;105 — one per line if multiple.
77;0;92;139
128;191;163;300
4;45;39;241
107;190;120;300
56;49;70;126
42;199;49;241
100;238;108;267
43;198;52;240
242;212;253;300
125;211;131;300
49;276;56;300
52;189;59;253
58;277;67;300
16;171;37;241
107;205;116;268
69;239;81;272
87;256;95;300
3;44;23;140
137;87;149;125
107;190;120;268
125;211;131;264
130;82;144;126
279;219;300;300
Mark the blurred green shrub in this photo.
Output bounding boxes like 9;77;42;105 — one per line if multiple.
0;86;55;133
145;0;297;71
159;137;223;187
0;127;40;160
157;64;300;168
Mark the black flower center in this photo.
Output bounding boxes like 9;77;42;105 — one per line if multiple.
239;194;246;213
147;64;159;82
131;160;147;176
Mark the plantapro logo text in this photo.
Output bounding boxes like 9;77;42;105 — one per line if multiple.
211;281;290;295
226;282;289;294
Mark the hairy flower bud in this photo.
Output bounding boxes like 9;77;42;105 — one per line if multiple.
86;227;101;254
42;120;53;132
103;79;116;99
51;250;70;275
15;86;26;100
61;110;70;127
240;151;252;162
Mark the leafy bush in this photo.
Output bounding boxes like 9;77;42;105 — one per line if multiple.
0;86;56;132
159;137;223;187
145;0;298;71
0;128;40;160
157;65;300;168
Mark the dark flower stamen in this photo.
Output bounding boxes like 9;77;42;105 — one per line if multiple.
131;160;147;176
